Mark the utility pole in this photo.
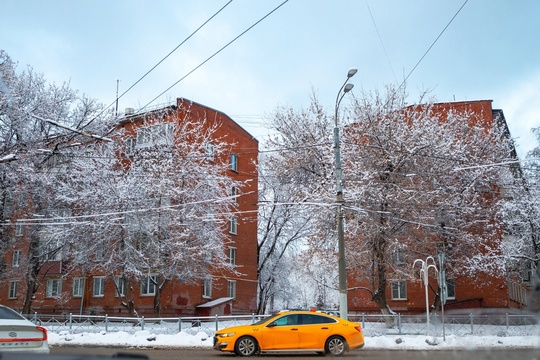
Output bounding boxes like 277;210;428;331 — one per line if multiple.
334;68;357;320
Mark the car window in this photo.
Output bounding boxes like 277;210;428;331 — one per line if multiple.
272;314;299;326
301;314;337;325
0;306;26;320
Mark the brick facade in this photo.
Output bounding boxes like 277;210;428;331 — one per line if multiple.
347;100;530;314
0;98;259;316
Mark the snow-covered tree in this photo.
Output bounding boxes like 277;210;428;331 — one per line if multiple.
257;152;314;314
341;87;516;314
264;86;519;315
52;109;241;316
0;50;112;314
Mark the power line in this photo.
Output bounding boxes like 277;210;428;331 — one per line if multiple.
391;0;469;100
365;1;397;82
139;0;290;112
81;0;234;130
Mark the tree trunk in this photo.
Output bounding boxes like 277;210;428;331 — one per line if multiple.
22;237;41;315
153;278;168;317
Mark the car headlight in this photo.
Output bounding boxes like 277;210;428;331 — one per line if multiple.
218;332;236;338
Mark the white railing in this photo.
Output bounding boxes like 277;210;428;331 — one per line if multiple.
24;312;539;337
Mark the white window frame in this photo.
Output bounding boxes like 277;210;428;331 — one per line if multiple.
73;277;85;297
231;186;238;203
204;142;215;161
8;281;18;299
391;280;407;300
229;247;237;266
136;123;174;148
15;221;23;237
115;275;126;297
229;216;238;235
446;278;456;300
46;278;62;298
141;274;157;296
95;246;105;261
93;276;105;297
227;280;236;299
125;137;136;156
12;250;20;268
392;249;405;265
203;278;212;298
17;193;26;207
230;154;238;172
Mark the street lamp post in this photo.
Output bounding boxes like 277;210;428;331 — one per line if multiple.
335;68;357;320
413;256;438;335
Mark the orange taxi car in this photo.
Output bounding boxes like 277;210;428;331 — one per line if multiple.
213;310;364;356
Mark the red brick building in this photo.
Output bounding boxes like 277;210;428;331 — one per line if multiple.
346;100;532;314
0;98;259;316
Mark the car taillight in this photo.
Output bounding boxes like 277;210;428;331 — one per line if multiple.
354;326;362;333
37;326;48;341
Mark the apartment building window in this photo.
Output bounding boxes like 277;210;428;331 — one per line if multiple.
93;276;105;297
115;276;126;297
204;142;215;161
141;274;157;296
17;193;26;207
46;279;62;298
8;281;18;299
229;216;238;235
12;250;20;268
136;123;174;148
230;154;238;172
229;247;237;266
125;137;136;156
95;246;105;261
203;278;212;298
73;277;85;297
446;279;456;300
231;186;238;202
391;280;407;300
227;280;236;299
392;249;405;265
15;221;23;237
3;192;13;217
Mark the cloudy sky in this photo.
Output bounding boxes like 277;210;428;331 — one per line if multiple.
2;0;539;156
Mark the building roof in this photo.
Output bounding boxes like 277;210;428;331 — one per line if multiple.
196;297;234;308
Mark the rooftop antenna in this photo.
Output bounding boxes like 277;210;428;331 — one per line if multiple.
115;80;120;116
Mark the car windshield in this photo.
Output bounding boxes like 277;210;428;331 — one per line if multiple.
251;313;280;326
0;306;26;320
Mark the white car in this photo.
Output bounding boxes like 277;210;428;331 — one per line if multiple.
0;305;49;354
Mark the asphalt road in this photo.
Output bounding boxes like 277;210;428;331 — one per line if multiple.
50;346;540;360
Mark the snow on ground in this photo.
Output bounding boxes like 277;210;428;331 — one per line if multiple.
48;330;540;350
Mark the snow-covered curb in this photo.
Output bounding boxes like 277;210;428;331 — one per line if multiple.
49;331;540;350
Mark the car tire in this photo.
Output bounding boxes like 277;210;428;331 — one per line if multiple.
325;336;347;356
234;336;258;356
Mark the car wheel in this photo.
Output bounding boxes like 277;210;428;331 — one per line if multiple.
325;336;347;356
234;336;258;356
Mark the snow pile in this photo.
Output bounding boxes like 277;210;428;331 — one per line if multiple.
48;331;540;350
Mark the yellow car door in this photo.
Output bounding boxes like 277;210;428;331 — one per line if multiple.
297;314;335;350
261;314;300;350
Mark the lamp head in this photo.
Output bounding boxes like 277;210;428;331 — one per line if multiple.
344;83;354;93
347;68;358;78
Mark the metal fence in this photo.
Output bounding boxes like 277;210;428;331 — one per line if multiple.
347;313;539;337
25;312;539;338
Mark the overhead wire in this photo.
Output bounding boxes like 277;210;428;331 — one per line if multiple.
384;0;469;105
365;1;397;82
139;0;290;112
80;0;235;130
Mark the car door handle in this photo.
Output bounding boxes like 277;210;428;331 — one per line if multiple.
321;327;329;330
290;328;298;331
